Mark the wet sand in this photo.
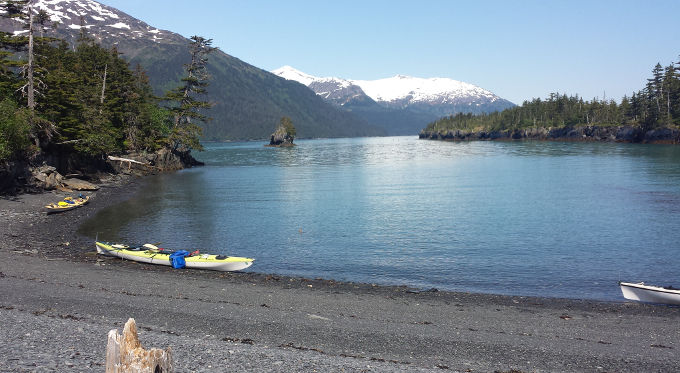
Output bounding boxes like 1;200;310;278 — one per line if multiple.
1;176;679;372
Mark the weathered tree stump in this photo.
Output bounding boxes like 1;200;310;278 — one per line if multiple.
106;318;172;373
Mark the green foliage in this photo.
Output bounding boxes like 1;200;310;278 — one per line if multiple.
280;116;296;137
168;123;204;152
425;94;625;133
0;98;32;161
0;32;23;98
426;57;680;134
132;103;173;151
72;107;118;156
163;35;214;151
0;25;182;161
34;37;172;156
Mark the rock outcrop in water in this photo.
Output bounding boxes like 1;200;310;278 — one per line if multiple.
268;117;297;147
419;125;680;144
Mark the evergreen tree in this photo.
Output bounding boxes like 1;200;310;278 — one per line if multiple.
0;32;20;97
0;2;27;97
1;1;59;149
0;97;32;161
666;58;680;125
34;8;54;38
645;63;664;128
14;1;40;110
163;35;216;152
128;64;172;152
619;96;631;124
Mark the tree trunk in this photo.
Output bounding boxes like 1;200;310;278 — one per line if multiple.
667;90;671;124
100;63;107;104
100;63;107;114
27;6;35;110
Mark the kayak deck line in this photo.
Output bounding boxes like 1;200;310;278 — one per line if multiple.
95;241;254;272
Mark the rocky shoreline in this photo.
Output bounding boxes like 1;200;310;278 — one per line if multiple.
419;125;680;144
1;177;680;371
0;147;203;195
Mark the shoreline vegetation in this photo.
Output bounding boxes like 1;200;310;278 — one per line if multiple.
1;175;680;371
420;124;680;143
1;2;215;194
420;57;680;144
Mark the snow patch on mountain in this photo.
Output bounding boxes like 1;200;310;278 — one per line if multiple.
34;0;119;23
3;0;177;45
108;22;130;29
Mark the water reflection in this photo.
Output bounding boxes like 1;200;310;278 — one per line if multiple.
79;137;680;300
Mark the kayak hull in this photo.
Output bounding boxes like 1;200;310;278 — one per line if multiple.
45;196;90;214
619;282;680;305
95;241;253;272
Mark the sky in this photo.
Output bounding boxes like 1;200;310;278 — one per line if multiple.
99;0;680;105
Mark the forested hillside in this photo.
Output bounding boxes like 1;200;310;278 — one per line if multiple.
128;44;385;140
423;58;680;135
0;0;211;178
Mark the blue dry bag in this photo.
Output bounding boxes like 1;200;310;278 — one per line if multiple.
169;250;190;269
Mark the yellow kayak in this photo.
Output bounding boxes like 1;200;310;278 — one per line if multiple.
45;195;90;214
95;241;254;272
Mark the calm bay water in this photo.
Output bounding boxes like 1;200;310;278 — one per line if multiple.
79;136;680;301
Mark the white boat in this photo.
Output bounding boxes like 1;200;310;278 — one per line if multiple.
619;282;680;305
95;242;254;272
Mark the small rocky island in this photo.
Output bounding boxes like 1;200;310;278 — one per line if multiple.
268;116;297;147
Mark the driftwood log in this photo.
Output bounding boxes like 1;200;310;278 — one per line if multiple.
106;318;172;373
107;156;150;168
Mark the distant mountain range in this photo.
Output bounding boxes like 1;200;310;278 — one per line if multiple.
0;0;385;140
273;66;515;135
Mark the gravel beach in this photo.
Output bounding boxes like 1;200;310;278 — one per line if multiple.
1;176;679;372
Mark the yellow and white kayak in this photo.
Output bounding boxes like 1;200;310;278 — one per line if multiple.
45;195;90;214
95;241;254;272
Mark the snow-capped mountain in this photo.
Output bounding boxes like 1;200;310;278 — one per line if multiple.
354;75;501;107
0;1;385;139
272;65;514;113
273;66;369;106
1;0;184;46
273;66;514;135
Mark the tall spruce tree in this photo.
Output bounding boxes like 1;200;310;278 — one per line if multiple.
1;1;57;149
645;63;664;127
665;58;680;126
163;35;215;152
